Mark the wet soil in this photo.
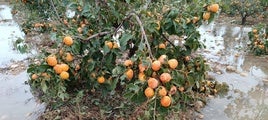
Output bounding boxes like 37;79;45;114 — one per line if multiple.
1;1;267;119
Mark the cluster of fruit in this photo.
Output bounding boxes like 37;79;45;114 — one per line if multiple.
31;36;77;81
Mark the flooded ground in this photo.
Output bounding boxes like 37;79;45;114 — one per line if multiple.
198;22;268;120
0;4;44;120
0;1;268;120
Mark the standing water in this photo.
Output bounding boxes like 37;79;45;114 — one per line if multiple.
0;3;44;120
198;22;268;120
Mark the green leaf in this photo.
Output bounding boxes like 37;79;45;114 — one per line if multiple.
120;33;133;51
41;80;48;93
112;66;124;76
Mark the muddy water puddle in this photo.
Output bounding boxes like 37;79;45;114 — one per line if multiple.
198;22;268;120
0;4;44;120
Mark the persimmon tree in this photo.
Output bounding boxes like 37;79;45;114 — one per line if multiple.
12;0;228;118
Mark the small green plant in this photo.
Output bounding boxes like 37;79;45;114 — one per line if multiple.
248;24;268;55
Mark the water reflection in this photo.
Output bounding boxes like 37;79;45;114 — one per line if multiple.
198;22;268;120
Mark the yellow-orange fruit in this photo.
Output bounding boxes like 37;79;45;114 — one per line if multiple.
138;72;146;82
124;60;133;67
60;71;69;80
252;29;258;34
178;86;185;92
156;21;160;30
65;52;74;62
208;4;219;13
158;55;167;64
113;42;119;49
203;12;211;20
151;60;161;71
75;64;80;71
53;64;63;74
41;72;51;78
46;55;57;66
161;96;172;107
105;41;113;49
60;63;69;72
158;86;167;97
192;16;199;23
97;76;105;84
160;73;172;83
147;77;159;89
168;59;178;69
125;69;134;80
158;43;166;49
63;36;73;46
144;87;154;98
31;74;38;80
138;63;147;73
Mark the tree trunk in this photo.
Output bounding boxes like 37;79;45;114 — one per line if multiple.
241;16;247;25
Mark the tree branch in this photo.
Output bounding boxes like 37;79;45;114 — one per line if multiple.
130;13;154;60
49;0;62;23
161;34;176;48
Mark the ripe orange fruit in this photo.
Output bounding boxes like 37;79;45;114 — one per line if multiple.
156;20;160;30
168;59;178;69
31;74;38;80
125;69;134;80
59;49;64;56
192;16;199;23
113;42;119;49
138;72;146;82
97;76;105;84
151;60;161;71
144;87;154;98
208;4;219;13
138;63;147;73
184;56;190;62
105;41;113;49
203;12;211;21
53;64;63;74
75;64;80;71
41;72;51;79
60;63;69;72
77;27;83;33
147;77;159;89
161;96;171;107
124;60;133;67
252;29;258;34
178;86;185;92
64;52;74;62
63;36;73;46
46;55;57;66
160;73;172;83
158;86;167;97
60;71;69;80
158;43;166;49
158;55;167;64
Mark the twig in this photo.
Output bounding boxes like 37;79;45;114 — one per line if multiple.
130;13;154;59
49;0;62;23
76;31;111;43
153;98;156;120
161;34;176;48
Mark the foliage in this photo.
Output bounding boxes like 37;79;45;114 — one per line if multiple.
12;0;228;118
248;24;268;56
220;0;268;25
